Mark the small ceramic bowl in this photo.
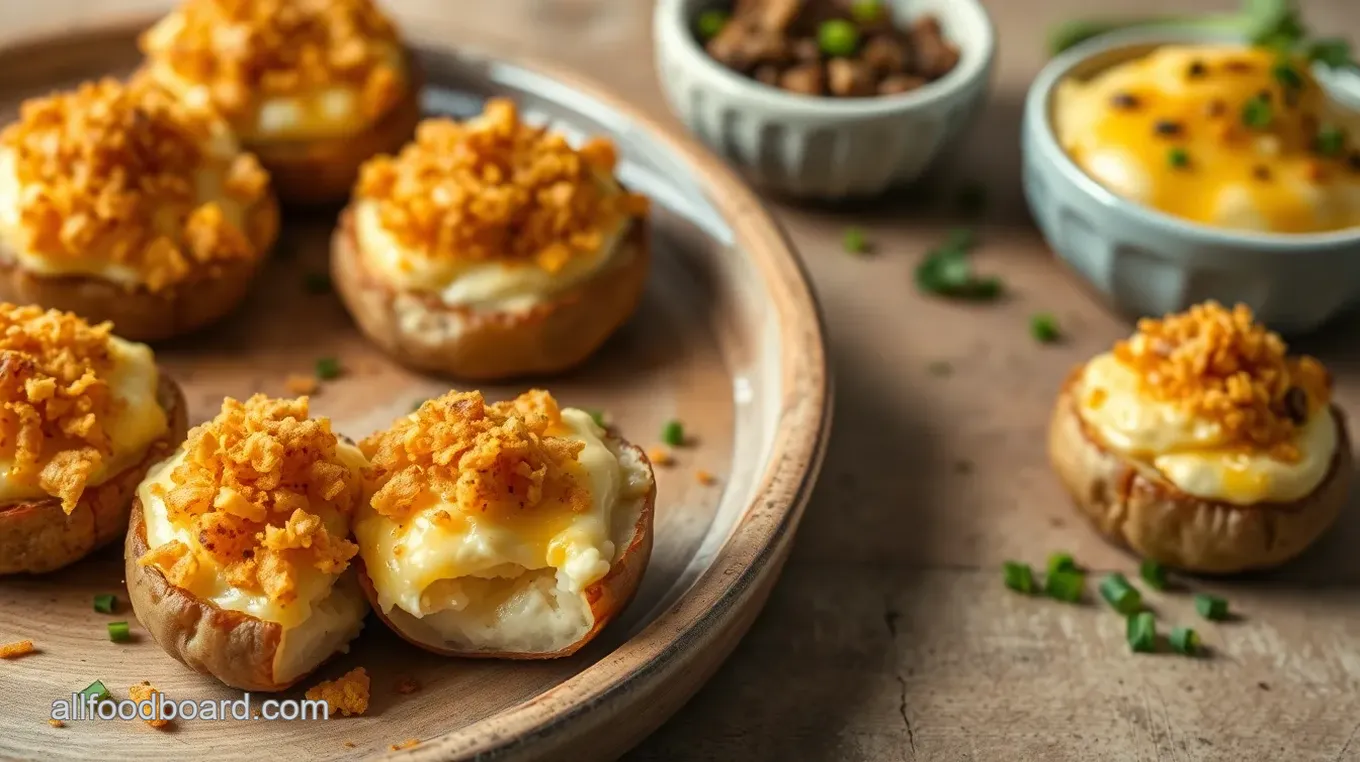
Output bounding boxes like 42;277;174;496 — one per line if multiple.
653;0;996;199
1022;30;1360;334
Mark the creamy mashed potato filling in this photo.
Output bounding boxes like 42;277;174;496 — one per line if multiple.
1054;45;1360;233
1074;302;1337;505
356;392;652;653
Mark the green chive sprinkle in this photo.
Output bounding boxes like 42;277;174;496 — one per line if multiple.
107;622;131;643
1168;147;1190;168
1046;552;1077;576
1045;569;1085;602
1316;126;1346;157
303;272;331;295
661;419;685;447
1170;626;1201;656
1003;561;1035;594
1139;559;1167;590
588;409;607;428
1194;593;1229;621
1030;313;1060;343
80;680;110;702
695;10;729;41
1099;573;1143;615
818;19;860;57
314;357;342;380
92;594;116;614
1242;95;1273;129
849;0;883;24
842;227;869;255
1271;61;1303;92
1126;612;1157;653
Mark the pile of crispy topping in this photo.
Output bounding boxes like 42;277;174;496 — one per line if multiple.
355;99;649;273
0;79;269;291
305;667;370;717
141;0;405;121
1113;301;1331;459
362;389;588;523
0;305;119;511
138;395;358;604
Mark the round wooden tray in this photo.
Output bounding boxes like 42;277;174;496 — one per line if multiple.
0;18;830;762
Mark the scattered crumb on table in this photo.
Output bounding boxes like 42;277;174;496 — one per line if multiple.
0;639;35;659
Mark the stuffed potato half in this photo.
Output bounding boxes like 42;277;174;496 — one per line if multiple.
354;390;656;658
126;395;369;691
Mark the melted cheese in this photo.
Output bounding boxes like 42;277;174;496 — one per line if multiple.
1077;352;1336;504
1055;45;1360;233
0;336;167;502
137;443;369;629
354;408;627;623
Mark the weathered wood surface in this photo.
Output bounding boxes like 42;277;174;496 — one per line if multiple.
4;1;1360;760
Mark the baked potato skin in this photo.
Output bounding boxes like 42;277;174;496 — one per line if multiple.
357;439;656;659
0;373;187;575
246;63;422;207
331;207;650;381
0;198;279;343
124;495;296;692
1048;371;1353;573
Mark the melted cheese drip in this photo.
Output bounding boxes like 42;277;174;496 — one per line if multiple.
137;443;369;629
1078;352;1336;504
0;336;167;502
142;12;406;142
354;408;622;620
1055;45;1360;233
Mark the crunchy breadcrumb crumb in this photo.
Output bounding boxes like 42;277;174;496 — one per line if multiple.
0;639;35;658
362;390;588;523
695;469;717;485
390;738;419;751
343;741;356;748
393;677;420;695
355;98;648;272
647;447;673;467
305;667;370;717
140;0;406;122
138;395;359;603
284;374;320;395
48;719;64;728
0;79;268;291
129;681;171;729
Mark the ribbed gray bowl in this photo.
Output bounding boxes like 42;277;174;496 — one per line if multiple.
653;0;995;199
1022;30;1360;334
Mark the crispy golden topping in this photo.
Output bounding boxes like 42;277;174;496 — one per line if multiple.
390;739;420;752
361;389;588;523
305;667;369;717
355;99;649;272
141;0;404;120
284;373;320;395
1113;301;1330;459
0;79;269;291
129;682;171;729
0;305;123;511
48;719;64;728
138;395;358;604
0;639;35;658
647;447;673;467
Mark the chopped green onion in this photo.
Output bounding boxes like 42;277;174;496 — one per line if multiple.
1271;61;1303;91
587;409;607;428
1126;612;1157;653
1170;626;1201;655
107;622;131;643
1195;593;1229;620
1307;38;1353;69
1046;552;1077;576
1242;95;1273;129
915;228;1001;301
842;227;869;255
1316;126;1346;157
661;419;685;447
1030;313;1060;343
818;20;860;57
1003;561;1035;594
1045;569;1085;602
303;272;331;295
80;680;110;702
1099;573;1143;615
314;357;342;380
695;10;729;41
849;0;883;24
1168;147;1190;168
92;594;116;614
1139;559;1167;590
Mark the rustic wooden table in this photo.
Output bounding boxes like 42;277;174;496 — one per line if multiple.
7;1;1360;760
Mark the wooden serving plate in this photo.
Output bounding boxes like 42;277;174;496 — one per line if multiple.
0;19;830;762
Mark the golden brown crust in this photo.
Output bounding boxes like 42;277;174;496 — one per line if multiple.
0;373;187;575
1048;370;1353;573
331;207;650;380
0;198;278;343
357;438;656;659
244;61;422;207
